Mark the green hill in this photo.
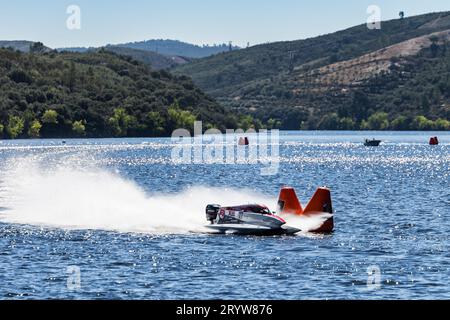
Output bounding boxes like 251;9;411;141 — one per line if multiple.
175;12;450;130
0;40;52;53
103;46;192;70
0;49;237;139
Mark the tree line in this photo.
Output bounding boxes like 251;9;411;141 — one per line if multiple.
0;48;239;139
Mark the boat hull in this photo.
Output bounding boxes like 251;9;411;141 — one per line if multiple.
206;224;301;236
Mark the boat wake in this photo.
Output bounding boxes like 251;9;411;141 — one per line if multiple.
0;158;271;234
0;157;330;235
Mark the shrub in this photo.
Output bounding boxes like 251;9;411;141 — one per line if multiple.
30;42;46;54
412;115;434;130
72;120;87;136
28;120;42;138
6;115;25;139
168;104;196;131
237;115;256;131
318;113;339;130
366;112;390;130
390;115;410;130
146;112;165;136
8;69;33;84
267;118;282;129
108;108;132;137
434;118;450;130
42;110;59;124
339;117;356;130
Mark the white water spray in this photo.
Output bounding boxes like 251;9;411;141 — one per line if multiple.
0;158;330;234
0;159;273;234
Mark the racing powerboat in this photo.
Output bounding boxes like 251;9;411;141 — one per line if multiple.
205;186;334;235
205;203;301;235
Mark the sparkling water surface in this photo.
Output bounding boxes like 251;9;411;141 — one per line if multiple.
0;131;449;299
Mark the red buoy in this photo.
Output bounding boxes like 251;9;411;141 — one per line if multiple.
429;137;439;145
238;137;249;146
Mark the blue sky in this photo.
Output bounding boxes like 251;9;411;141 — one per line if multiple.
0;0;449;48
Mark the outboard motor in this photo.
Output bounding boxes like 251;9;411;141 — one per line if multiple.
206;204;221;224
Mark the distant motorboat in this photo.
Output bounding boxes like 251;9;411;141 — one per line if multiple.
364;138;382;147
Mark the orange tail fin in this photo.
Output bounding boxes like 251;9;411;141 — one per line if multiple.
303;187;333;214
277;187;303;215
303;187;334;233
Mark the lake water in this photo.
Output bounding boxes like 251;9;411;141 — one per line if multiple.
0;131;449;299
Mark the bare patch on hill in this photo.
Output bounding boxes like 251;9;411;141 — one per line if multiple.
291;29;450;91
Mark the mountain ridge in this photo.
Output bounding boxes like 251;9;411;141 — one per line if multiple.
58;39;240;59
0;40;52;53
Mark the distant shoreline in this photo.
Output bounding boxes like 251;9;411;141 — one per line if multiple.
1;129;449;141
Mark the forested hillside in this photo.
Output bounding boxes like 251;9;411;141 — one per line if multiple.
2;12;450;137
103;47;191;70
0;48;238;139
60;39;240;59
115;39;240;58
